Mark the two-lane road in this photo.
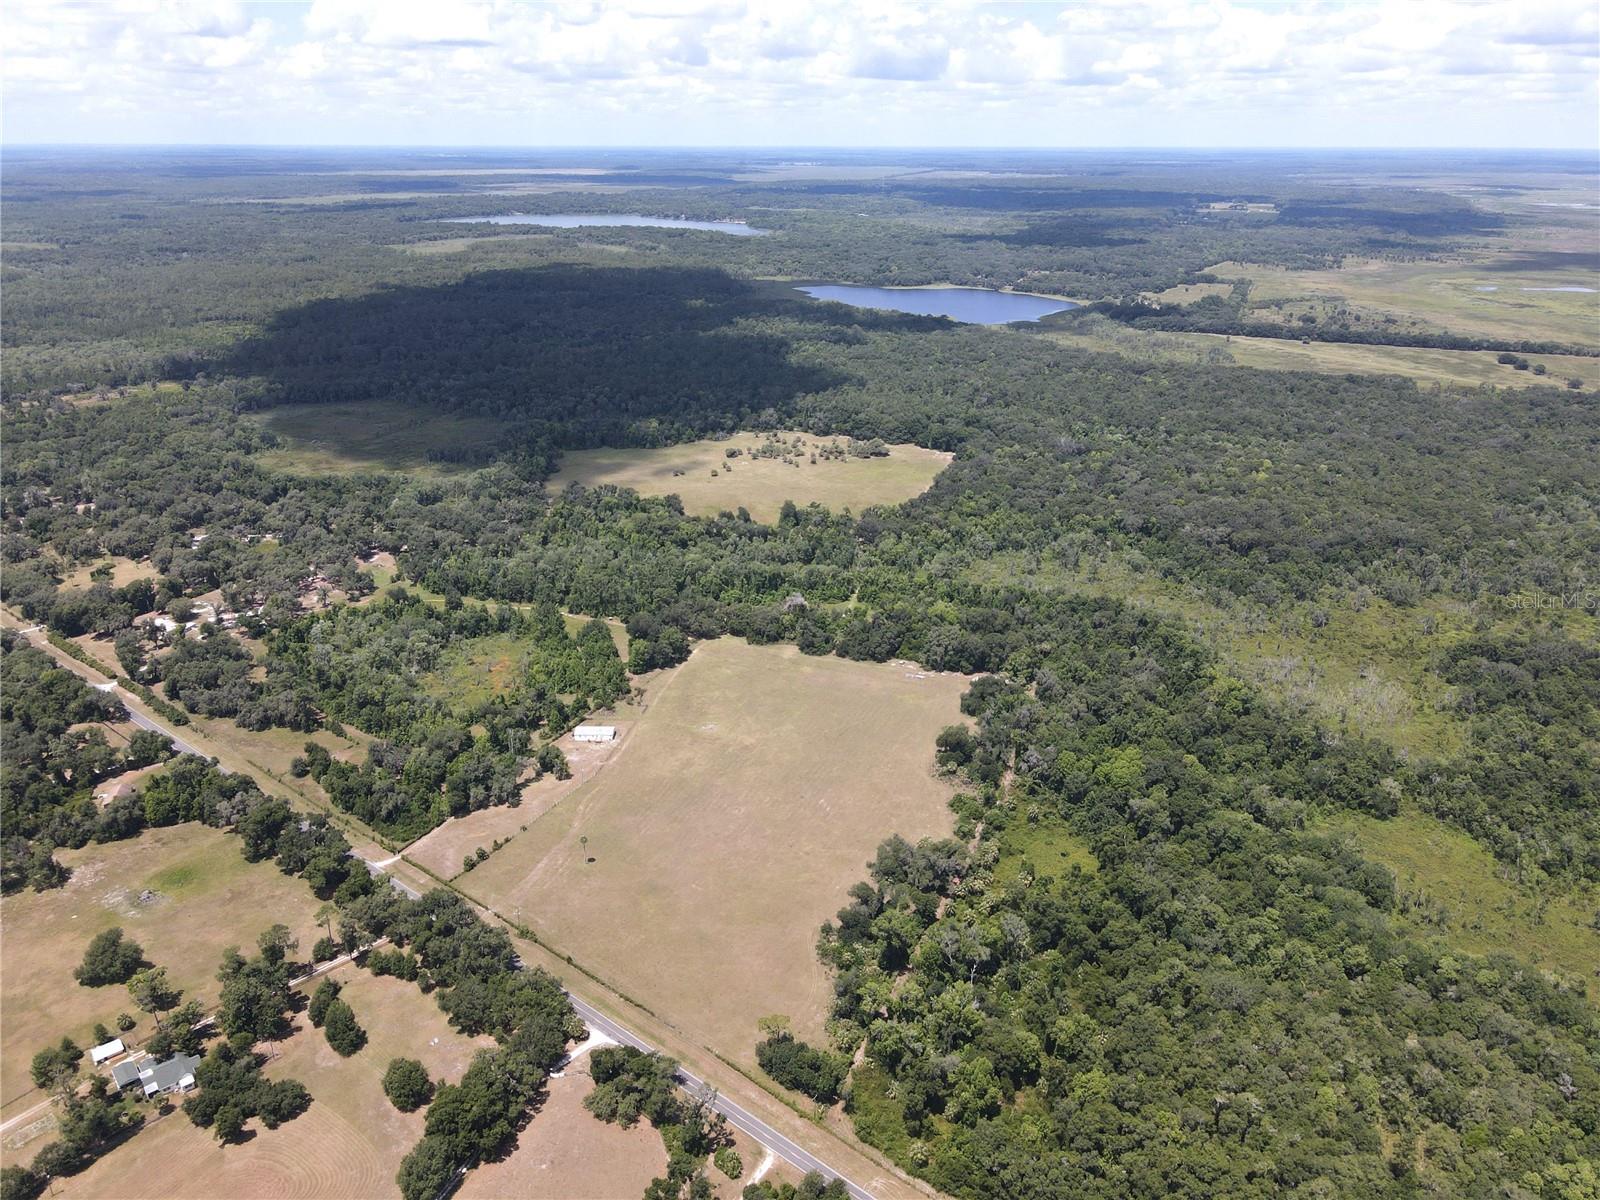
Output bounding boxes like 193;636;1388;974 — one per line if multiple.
558;985;875;1200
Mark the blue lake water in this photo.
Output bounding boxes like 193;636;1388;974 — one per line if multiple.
443;213;768;236
796;284;1076;324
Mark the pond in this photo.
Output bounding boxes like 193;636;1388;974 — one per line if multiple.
442;213;769;236
795;284;1077;324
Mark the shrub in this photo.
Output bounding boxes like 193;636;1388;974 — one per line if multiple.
307;978;340;1027
714;1147;742;1179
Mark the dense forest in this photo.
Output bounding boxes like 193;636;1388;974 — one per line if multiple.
1;149;1596;1199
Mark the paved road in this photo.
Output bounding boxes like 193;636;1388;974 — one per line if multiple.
556;979;876;1200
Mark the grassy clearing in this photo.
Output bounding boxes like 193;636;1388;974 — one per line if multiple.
459;637;968;1068
547;430;952;522
59;556;156;590
0;824;322;1110
965;550;1479;760
249;401;516;478
1208;255;1600;347
1218;335;1600;390
456;1065;667;1200
1318;809;1598;992
420;632;530;712
993;820;1097;886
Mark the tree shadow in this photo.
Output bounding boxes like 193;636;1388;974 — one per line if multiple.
221;264;940;446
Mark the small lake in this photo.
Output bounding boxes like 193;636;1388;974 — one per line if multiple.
442;213;769;236
796;284;1077;324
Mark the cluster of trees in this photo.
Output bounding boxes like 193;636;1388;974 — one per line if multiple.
74;928;146;987
755;1031;848;1105
183;1038;311;1143
274;592;620;839
3;1078;143;1198
585;1046;735;1200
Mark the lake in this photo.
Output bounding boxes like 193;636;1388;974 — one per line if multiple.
796;284;1076;324
443;213;769;236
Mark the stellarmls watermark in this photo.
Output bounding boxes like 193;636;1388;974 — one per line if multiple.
1493;589;1600;612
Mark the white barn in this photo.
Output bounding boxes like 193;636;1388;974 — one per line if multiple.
89;1038;125;1065
573;725;616;743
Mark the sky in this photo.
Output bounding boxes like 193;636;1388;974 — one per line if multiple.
3;0;1598;149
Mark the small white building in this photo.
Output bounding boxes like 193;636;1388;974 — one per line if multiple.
573;725;616;744
89;1038;125;1065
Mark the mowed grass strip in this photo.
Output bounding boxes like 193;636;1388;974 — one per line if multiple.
0;824;323;1109
547;431;952;522
459;637;969;1067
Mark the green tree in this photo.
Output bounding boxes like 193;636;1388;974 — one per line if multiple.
322;1000;366;1057
126;967;180;1028
74;927;146;987
383;1058;434;1112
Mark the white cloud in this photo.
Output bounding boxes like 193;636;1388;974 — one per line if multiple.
2;0;1595;146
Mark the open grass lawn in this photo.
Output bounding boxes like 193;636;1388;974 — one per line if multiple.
59;555;156;591
0;824;323;1112
456;1063;667;1200
1209;254;1600;348
249;401;516;478
1216;335;1600;390
1318;809;1599;994
53;966;493;1199
547;430;952;522
459;637;968;1068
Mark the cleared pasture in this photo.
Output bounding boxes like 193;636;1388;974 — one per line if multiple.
456;1064;667;1200
0;824;322;1111
459;637;968;1068
547;431;952;522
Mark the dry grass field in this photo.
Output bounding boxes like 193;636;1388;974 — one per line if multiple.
456;1065;667;1200
52;965;493;1199
1217;335;1600;390
546;431;952;522
459;637;968;1067
0;824;323;1112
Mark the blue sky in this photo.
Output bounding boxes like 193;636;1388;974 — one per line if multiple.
4;0;1598;148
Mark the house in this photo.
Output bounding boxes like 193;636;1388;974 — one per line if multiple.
89;1038;125;1065
111;1053;200;1097
573;725;616;743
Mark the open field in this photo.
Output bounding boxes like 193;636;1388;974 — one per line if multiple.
1318;809;1599;994
456;1062;667;1200
51;965;493;1199
460;637;968;1067
547;431;953;522
0;824;323;1112
421;631;533;712
1209;255;1600;347
993;819;1097;887
59;555;156;591
249;401;517;478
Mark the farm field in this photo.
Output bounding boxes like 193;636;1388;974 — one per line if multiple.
456;1063;667;1200
546;430;953;522
1319;809;1599;993
0;824;323;1113
459;637;968;1068
249;401;517;478
52;965;494;1199
1208;254;1600;346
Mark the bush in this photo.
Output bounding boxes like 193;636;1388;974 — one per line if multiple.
312;936;339;963
714;1147;742;1180
755;1035;846;1104
74;927;145;986
0;1165;45;1200
322;999;367;1056
383;1058;434;1112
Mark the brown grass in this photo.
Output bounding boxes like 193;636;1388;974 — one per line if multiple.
458;638;968;1068
457;1065;667;1200
547;431;952;522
